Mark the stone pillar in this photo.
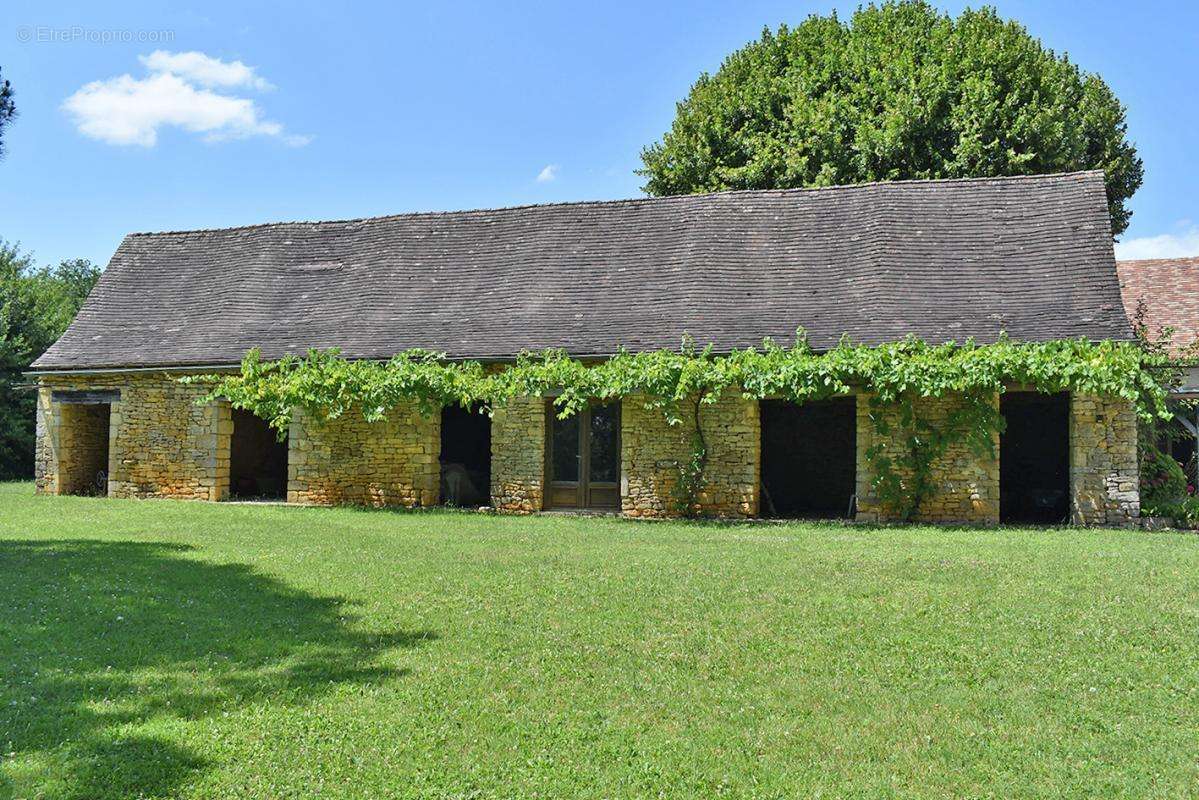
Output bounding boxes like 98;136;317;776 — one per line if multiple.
621;391;758;518
212;402;232;502
490;396;545;513
855;393;1000;524
1070;395;1139;526
34;387;58;495
109;382;224;500
287;404;440;507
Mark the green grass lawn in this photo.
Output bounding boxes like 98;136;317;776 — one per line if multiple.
1;482;1197;799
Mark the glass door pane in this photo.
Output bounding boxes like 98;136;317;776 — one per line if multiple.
587;402;620;508
547;406;582;508
551;413;580;482
589;403;619;482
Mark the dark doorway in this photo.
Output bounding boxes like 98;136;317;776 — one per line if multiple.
1000;392;1070;524
440;404;491;506
1169;434;1196;484
760;398;856;518
58;402;111;496
1165;400;1197;489
229;409;288;500
546;401;620;510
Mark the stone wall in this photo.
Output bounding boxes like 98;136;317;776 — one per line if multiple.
287;404;439;507
36;374;229;501
621;392;759;518
1070;394;1139;526
32;373;1139;526
490;396;545;513
855;394;1001;525
38;374;442;509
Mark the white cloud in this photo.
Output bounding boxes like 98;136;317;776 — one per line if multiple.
62;51;306;147
139;50;273;90
1115;222;1199;261
536;164;559;183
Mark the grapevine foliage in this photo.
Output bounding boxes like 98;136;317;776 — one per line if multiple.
185;334;1171;519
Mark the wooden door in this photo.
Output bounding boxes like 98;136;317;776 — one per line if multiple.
546;401;621;509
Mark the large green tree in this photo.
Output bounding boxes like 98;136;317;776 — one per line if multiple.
0;243;100;478
639;2;1143;234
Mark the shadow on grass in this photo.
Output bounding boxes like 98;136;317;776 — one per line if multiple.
0;539;436;800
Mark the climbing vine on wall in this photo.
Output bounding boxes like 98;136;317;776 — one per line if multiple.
186;333;1173;519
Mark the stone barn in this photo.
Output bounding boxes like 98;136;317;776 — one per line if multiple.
29;171;1139;525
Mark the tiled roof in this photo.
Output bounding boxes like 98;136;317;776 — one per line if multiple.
34;170;1131;371
1117;256;1199;356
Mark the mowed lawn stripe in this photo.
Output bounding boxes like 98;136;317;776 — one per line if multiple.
1;482;1196;799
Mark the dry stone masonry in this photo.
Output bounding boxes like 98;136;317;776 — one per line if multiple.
1070;394;1139;525
36;374;228;501
34;373;1139;526
489;396;545;513
855;394;1001;524
288;404;439;507
621;392;759;518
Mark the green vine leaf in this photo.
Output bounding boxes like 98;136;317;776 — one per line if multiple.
182;332;1174;517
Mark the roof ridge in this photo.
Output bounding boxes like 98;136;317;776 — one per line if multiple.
124;170;1104;239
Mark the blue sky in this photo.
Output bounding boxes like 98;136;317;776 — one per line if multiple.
2;0;1197;268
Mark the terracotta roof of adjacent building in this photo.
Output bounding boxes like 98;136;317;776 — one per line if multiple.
34;170;1132;371
1116;256;1199;357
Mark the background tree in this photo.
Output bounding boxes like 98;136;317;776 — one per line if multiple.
0;67;15;161
639;1;1143;234
0;242;101;479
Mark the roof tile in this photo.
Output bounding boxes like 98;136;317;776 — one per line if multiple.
1117;256;1199;356
34;170;1131;371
